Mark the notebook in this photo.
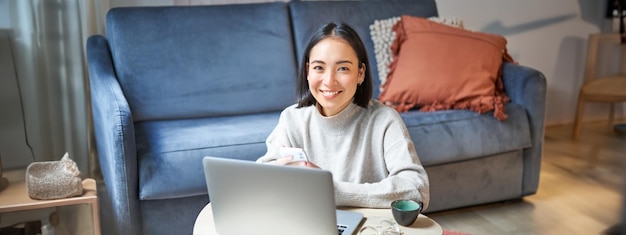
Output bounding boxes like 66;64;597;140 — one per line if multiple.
202;156;365;235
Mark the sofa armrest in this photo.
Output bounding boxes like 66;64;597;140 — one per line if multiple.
501;62;547;196
86;35;141;235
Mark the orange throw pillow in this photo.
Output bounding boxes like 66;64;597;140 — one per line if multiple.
378;15;514;120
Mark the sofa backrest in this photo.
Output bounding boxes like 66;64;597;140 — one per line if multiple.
106;3;297;121
289;0;438;98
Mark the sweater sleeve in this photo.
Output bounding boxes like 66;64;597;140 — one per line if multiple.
256;110;291;163
256;134;281;163
334;115;430;210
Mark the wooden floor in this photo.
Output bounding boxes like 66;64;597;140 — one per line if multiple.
427;120;626;235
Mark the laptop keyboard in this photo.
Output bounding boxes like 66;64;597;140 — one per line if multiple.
338;224;347;235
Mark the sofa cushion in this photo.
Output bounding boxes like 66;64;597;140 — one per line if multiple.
402;103;531;166
369;16;464;92
135;112;280;200
379;15;511;121
106;3;297;121
134;103;530;200
289;0;438;98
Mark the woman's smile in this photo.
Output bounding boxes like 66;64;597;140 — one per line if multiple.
320;90;342;97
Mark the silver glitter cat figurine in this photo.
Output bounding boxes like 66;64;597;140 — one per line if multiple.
26;152;83;200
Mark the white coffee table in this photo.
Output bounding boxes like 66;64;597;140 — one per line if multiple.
193;203;442;235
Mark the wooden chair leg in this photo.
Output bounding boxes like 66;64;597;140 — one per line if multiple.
573;95;586;140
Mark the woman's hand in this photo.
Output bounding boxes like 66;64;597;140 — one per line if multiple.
273;156;320;169
290;160;320;169
272;156;295;165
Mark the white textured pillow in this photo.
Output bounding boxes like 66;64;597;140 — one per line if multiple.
369;16;401;89
427;16;464;29
370;16;464;92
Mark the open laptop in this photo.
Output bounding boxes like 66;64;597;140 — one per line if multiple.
202;156;364;235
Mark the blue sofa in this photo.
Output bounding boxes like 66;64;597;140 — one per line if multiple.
86;0;546;234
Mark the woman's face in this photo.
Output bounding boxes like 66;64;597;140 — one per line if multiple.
307;37;364;117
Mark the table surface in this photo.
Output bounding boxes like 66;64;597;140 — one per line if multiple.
0;178;97;212
193;203;443;235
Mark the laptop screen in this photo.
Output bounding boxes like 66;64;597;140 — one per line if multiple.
202;156;363;235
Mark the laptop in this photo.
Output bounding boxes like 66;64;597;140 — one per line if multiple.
202;156;365;235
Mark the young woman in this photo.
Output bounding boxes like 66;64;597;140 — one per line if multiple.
256;22;429;209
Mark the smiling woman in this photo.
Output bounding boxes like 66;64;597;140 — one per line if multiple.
256;22;430;210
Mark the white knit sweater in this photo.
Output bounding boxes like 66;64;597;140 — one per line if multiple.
257;100;430;209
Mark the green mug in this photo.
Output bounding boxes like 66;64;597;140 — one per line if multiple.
390;199;423;226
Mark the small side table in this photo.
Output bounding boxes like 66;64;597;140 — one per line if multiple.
193;203;442;235
0;176;100;235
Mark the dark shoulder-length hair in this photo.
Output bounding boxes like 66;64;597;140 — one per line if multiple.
296;22;373;108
